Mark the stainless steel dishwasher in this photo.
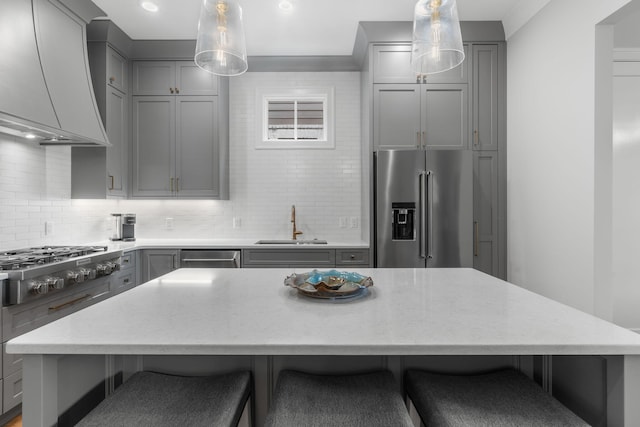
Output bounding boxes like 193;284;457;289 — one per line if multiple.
180;250;241;268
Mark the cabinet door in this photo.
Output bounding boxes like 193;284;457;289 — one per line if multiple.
107;46;128;93
132;61;176;95
132;96;175;197
34;0;107;143
373;84;422;150
422;84;468;150
175;96;220;197
143;250;179;282
106;87;127;197
472;44;498;150
473;151;498;276
176;62;218;95
372;44;468;84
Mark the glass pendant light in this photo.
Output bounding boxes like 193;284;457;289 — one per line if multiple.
195;0;248;76
411;0;464;75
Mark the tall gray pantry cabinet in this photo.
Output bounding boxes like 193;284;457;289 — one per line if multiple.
131;61;228;199
369;35;506;279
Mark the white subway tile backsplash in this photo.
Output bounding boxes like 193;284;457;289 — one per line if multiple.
0;72;365;250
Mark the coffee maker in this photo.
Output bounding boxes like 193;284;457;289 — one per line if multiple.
110;213;136;241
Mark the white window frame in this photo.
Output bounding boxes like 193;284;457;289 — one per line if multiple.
256;87;335;149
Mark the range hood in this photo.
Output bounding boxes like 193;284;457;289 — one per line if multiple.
0;0;109;146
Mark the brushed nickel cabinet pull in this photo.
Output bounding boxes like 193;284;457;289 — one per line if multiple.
108;175;114;190
176;177;180;192
474;221;479;257
474;130;479;146
170;177;174;192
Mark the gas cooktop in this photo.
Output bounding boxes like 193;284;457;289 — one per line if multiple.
0;246;109;271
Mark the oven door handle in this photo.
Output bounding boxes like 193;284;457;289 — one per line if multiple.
181;254;239;268
48;291;109;312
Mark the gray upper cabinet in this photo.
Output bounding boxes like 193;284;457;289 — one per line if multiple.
472;44;499;151
131;60;228;199
372;44;469;84
33;0;107;143
132;61;218;96
107;47;128;93
72;43;129;198
373;83;468;150
132;96;176;197
373;85;421;150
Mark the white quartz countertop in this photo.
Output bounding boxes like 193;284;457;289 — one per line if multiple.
101;238;369;252
8;268;640;356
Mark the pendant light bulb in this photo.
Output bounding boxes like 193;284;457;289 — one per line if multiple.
411;0;464;75
195;0;248;76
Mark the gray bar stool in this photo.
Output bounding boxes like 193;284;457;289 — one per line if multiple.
404;368;590;426
265;370;414;427
76;370;252;427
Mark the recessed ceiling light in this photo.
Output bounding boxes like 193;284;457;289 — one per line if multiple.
140;1;159;12
24;133;37;140
279;0;293;11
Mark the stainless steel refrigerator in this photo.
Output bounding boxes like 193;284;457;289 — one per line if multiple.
374;150;473;268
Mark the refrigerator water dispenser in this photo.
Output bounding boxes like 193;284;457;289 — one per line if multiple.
392;202;415;241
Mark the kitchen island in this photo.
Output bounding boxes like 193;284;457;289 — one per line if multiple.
8;268;640;426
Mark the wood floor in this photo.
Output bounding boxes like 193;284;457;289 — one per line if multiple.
2;414;21;427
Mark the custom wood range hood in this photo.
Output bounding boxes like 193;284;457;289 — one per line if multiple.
0;0;110;146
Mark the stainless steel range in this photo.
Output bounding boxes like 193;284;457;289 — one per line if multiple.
0;246;123;305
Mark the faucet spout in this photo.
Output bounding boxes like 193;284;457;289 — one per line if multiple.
291;205;303;240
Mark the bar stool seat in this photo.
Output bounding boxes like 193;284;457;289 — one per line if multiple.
76;370;251;427
404;368;590;427
264;370;413;427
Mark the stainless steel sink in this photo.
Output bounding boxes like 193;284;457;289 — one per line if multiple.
254;239;328;245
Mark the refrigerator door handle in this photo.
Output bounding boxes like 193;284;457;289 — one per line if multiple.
419;171;427;259
426;170;434;259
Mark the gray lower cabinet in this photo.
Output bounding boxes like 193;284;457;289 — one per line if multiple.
111;251;139;294
0;278;112;414
373;83;468;150
132;95;224;198
242;249;370;268
473;151;499;276
142;249;180;282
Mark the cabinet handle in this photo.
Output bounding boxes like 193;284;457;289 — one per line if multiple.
416;131;420;149
176;177;180;192
109;76;116;84
474;221;479;257
123;278;130;284
175;87;180;94
108;175;114;190
170;87;174;94
474;129;479;146
170;177;174;192
422;131;426;149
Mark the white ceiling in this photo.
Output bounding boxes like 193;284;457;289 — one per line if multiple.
92;0;526;56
